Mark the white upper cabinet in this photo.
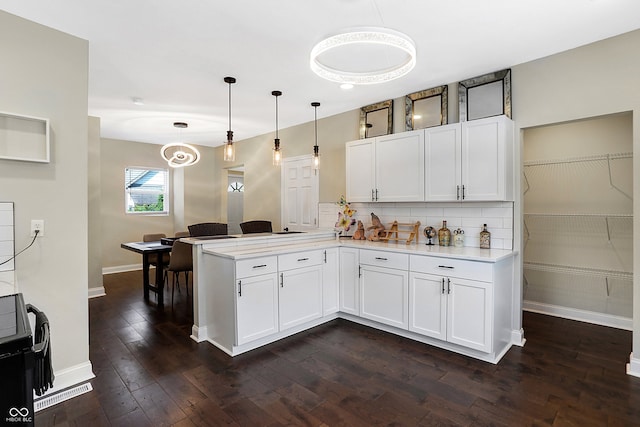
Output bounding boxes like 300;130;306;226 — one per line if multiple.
425;115;514;202
347;116;513;203
461;115;514;201
424;123;461;201
346;130;425;202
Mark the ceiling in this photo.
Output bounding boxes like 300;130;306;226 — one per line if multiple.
2;0;640;147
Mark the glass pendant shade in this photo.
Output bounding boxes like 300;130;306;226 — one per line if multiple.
223;76;236;162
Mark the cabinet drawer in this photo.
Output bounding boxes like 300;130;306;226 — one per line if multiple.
236;256;278;278
278;250;323;271
360;249;409;270
409;255;493;282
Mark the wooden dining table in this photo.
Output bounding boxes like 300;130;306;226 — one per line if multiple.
120;240;173;308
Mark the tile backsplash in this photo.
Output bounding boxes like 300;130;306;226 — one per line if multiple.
319;201;514;250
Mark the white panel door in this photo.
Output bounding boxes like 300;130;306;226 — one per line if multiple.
409;272;447;340
425;123;461;201
446;277;492;352
282;155;318;230
461;116;506;201
360;265;409;329
279;265;323;330
345;139;375;202
375;130;425;202
236;273;279;345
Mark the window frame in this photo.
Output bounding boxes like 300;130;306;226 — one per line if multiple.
124;166;170;216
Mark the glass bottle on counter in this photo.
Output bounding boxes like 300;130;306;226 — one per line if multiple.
438;220;451;246
480;224;491;249
453;228;465;247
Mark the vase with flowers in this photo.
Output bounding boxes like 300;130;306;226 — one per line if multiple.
334;195;357;236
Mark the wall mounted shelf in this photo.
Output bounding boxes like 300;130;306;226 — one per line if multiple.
0;111;50;163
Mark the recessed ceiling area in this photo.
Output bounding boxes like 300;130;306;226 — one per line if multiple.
2;0;640;146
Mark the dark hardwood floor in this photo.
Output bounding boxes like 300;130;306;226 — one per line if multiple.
36;270;640;426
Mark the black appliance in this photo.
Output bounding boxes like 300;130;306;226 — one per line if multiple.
0;293;52;426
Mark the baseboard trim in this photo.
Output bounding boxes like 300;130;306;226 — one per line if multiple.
627;353;640;378
35;361;95;400
102;264;142;275
88;286;105;299
523;300;632;330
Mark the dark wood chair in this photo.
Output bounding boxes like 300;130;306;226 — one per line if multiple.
187;222;227;237
239;220;273;234
163;241;193;307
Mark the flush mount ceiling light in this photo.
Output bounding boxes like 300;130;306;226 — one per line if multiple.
310;27;416;85
161;122;201;168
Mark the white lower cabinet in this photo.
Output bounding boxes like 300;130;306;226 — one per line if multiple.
359;250;409;329
279;265;323;330
409;255;494;353
322;248;340;316
409;272;492;352
236;272;279;346
339;247;360;315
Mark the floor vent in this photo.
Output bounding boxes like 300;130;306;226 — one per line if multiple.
34;383;93;412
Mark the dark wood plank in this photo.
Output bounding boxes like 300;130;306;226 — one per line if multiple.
35;272;640;426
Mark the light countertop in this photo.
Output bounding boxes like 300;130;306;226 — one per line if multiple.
201;232;516;263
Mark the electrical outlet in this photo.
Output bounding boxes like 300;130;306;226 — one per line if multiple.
30;220;44;237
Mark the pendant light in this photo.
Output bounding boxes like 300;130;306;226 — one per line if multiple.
272;90;282;166
223;76;236;162
160;122;201;168
311;101;320;170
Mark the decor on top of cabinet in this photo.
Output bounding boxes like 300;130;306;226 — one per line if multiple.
378;220;421;244
352;220;366;240
366;212;386;241
334;195;357;235
405;85;448;131
453;228;465;247
359;99;393;139
438;220;451;246
458;68;511;122
423;226;436;245
480;224;491;249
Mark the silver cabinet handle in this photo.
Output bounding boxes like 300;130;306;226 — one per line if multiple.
297;258;309;262
371;189;375;201
447;278;451;294
462;185;466;200
375;257;388;261
375;189;379;201
238;280;242;297
358;265;362;278
456;185;460;200
441;278;445;294
438;265;454;269
324;250;327;263
280;273;284;287
252;264;267;269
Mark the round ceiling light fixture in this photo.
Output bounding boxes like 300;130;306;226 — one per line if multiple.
160;122;201;168
310;27;416;85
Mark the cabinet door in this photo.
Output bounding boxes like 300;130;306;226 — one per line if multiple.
346;139;375;202
236;273;279;345
360;265;409;329
446;277;492;352
322;248;339;316
339;247;360;315
425;123;461;201
279;265;323;330
409;272;447;340
461;116;511;201
375;130;425;202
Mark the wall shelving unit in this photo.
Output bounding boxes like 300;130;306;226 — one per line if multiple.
0;111;50;163
523;152;633;329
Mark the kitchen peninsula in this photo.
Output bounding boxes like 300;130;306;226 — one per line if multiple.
187;231;520;364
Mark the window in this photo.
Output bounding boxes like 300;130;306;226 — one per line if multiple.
227;181;244;192
125;167;169;214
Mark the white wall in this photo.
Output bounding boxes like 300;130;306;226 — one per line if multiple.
0;11;93;391
511;29;640;375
